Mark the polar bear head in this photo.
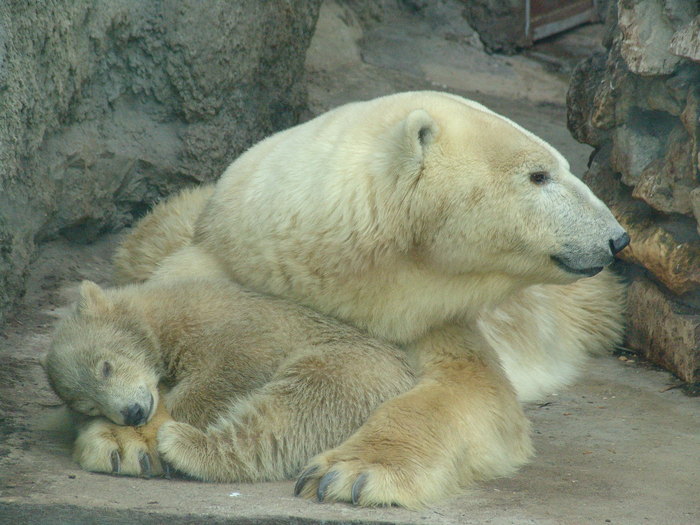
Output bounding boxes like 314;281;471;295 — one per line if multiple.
385;93;628;286
44;281;161;426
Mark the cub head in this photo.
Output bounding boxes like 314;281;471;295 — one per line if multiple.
390;94;629;286
43;281;161;426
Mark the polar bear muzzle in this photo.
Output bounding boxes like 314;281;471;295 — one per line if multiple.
120;391;154;426
551;230;629;277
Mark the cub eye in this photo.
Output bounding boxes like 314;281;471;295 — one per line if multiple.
529;171;550;185
102;361;112;379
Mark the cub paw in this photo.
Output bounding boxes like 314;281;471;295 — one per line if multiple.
74;418;163;477
156;421;209;479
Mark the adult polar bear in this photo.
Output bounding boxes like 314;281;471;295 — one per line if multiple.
117;91;628;506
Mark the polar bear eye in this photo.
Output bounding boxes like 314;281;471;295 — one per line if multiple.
529;171;550;185
101;360;112;379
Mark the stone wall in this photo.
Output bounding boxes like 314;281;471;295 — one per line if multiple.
0;0;321;325
567;0;699;382
461;0;527;53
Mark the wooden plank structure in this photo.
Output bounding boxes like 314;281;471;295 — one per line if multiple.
527;0;600;42
464;0;602;53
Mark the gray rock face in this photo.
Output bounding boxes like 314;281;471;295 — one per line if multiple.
567;52;613;148
670;15;700;62
617;0;688;75
461;0;527;54
567;0;700;382
0;0;321;325
626;278;700;384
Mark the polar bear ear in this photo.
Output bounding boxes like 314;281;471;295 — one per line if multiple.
402;109;438;158
77;280;112;316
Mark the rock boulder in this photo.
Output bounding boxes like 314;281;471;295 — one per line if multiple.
0;0;321;325
568;0;700;382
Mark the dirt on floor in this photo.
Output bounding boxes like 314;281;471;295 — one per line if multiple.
1;2;698;524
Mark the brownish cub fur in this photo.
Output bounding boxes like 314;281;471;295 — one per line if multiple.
45;279;414;482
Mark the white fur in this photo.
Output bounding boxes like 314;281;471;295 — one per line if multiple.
114;91;627;506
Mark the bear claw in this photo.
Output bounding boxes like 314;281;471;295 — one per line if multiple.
351;473;368;505
316;471;338;502
138;452;152;477
110;450;121;474
162;461;173;479
294;465;319;497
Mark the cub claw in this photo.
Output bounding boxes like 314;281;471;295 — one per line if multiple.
294;465;319;497
110;450;121;474
351;473;368;505
317;471;338;502
139;452;152;477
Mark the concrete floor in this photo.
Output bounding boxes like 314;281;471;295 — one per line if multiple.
2;2;699;523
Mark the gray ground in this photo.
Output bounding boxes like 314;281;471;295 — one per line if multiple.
1;3;698;524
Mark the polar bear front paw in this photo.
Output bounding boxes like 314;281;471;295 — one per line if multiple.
294;444;445;509
74;418;164;477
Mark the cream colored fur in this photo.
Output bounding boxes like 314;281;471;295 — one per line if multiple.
117;184;625;404
45;279;414;482
107;91;626;507
113;186;215;285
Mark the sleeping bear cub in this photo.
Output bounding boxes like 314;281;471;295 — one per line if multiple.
44;278;415;481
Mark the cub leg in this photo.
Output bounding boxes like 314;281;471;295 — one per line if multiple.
294;325;533;508
157;344;415;482
163;372;270;430
73;398;173;477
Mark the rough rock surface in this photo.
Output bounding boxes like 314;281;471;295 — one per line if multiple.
627;278;700;384
617;0;686;75
670;15;700;62
460;0;527;54
0;0;321;326
568;0;700;382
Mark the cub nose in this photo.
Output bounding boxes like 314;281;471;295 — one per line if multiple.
122;403;146;426
609;232;630;255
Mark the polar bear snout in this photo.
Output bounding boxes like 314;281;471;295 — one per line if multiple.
119;391;154;426
542;171;630;279
609;232;630;255
551;254;605;277
551;229;629;278
122;402;146;426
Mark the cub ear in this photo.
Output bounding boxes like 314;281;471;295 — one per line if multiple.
400;109;438;160
77;280;112;316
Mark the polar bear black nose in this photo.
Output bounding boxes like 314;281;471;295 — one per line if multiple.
609;232;630;255
123;403;146;426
